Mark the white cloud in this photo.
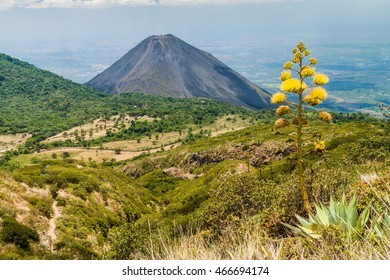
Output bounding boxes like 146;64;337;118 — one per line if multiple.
0;0;285;10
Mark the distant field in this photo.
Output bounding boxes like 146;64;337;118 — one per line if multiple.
0;134;31;154
11;115;250;164
43;115;157;143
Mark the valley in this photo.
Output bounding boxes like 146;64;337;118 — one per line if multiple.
8;115;249;164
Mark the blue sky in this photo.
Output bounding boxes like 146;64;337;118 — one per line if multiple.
1;0;390;43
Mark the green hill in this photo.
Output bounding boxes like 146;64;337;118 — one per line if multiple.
0;53;252;148
1;116;388;259
0;53;111;135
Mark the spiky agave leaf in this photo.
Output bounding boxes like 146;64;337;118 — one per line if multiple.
356;204;370;235
285;196;372;240
328;197;339;224
315;204;330;227
374;213;390;239
347;196;358;228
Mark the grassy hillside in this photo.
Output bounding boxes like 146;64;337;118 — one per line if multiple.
113;119;390;260
0;159;155;259
1;114;388;259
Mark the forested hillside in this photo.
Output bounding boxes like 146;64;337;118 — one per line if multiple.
0;54;251;137
0;52;389;261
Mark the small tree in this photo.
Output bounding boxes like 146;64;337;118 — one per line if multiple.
62;151;71;159
270;42;332;215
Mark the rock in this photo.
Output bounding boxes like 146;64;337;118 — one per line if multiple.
162;167;200;180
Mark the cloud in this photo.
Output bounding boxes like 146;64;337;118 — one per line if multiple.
0;0;285;10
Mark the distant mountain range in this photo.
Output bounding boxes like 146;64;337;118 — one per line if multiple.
86;34;272;110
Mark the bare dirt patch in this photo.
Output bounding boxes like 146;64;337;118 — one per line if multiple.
43;115;157;143
0;134;31;154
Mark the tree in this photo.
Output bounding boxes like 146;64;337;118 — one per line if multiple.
62;151;71;159
270;42;331;215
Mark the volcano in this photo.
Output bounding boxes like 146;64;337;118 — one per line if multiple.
86;34;272;110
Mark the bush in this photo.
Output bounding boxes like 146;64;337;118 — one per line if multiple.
348;136;390;163
327;135;361;150
27;196;53;218
55;235;97;259
62;152;71;159
0;217;39;250
108;223;148;259
195;173;301;236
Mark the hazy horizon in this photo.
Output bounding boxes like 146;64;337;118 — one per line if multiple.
1;0;390;82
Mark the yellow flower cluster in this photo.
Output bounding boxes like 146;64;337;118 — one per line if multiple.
301;66;315;77
309;57;317;65
280;78;305;93
313;73;329;85
276;105;290;116
303;95;320;106
314;141;326;152
280;70;292;81
283;62;293;69
271;92;287;104
310;87;327;100
274;118;290;130
303;87;327;106
318;111;333;123
296;42;306;52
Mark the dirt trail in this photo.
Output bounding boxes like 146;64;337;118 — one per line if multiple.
47;201;61;252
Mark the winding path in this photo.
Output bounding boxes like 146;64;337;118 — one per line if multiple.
47;201;61;252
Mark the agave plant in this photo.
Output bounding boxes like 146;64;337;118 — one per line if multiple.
285;196;370;240
373;213;390;239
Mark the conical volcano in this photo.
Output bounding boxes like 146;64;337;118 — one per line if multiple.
86;34;272;109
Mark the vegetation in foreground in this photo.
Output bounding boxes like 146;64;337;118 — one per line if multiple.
0;48;389;260
0;115;388;259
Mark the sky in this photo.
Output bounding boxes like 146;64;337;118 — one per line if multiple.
1;0;389;42
0;0;390;82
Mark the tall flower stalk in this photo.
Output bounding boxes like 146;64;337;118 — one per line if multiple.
271;42;331;215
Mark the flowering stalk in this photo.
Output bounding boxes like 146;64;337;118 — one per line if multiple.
270;42;331;216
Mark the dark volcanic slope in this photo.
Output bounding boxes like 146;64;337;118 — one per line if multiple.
86;34;271;110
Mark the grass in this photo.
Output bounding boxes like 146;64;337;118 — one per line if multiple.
1;118;389;259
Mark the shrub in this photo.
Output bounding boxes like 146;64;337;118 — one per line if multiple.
0;217;39;250
62;152;71;159
195;173;301;236
27;196;53;218
348;136;390;163
108;223;148;259
30;157;41;164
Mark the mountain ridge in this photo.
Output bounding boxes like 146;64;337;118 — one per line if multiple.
86;34;272;110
